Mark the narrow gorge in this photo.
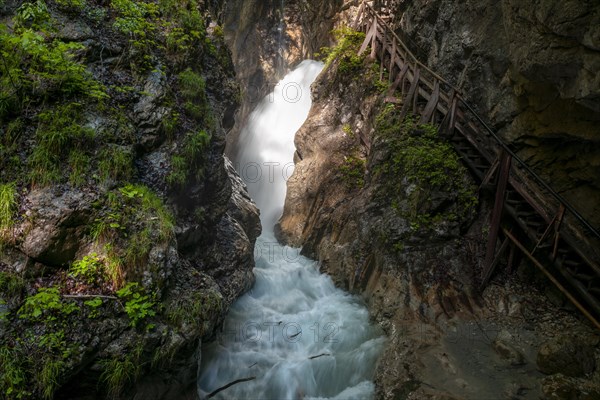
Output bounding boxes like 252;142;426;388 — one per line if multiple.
0;1;599;399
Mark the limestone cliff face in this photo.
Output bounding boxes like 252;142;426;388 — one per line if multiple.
385;0;600;226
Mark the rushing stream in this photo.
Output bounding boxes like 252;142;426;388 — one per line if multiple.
197;60;385;399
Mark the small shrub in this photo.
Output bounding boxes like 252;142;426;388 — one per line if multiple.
18;287;78;321
116;282;156;328
70;253;104;285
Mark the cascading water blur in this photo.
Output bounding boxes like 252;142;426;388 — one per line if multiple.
198;60;385;400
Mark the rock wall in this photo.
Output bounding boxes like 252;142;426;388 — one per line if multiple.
382;0;600;227
222;0;343;159
0;1;260;398
276;5;600;398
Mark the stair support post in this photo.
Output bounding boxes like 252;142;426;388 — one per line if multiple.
481;150;512;287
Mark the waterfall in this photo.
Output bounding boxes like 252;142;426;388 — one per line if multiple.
198;61;385;399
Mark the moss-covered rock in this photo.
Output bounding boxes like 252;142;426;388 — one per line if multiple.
0;1;260;398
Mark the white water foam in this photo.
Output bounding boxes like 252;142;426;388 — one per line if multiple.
198;60;385;400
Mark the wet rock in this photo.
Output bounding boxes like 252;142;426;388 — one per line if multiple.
493;335;526;366
204;158;260;306
537;335;596;377
133;68;169;149
384;0;600;227
541;374;600;400
55;15;94;41
19;187;97;267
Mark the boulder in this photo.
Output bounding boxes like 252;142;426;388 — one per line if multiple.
19;188;97;267
537;335;596;377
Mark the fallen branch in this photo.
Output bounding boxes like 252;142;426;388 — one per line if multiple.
63;294;118;300
309;353;331;360
207;377;256;399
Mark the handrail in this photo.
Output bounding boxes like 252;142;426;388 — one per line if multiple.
459;100;600;240
362;1;459;92
358;0;600;242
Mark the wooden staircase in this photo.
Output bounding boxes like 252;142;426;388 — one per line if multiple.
353;1;600;328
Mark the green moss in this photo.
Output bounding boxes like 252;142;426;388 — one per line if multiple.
165;289;221;330
319;26;366;74
340;155;366;190
375;110;478;230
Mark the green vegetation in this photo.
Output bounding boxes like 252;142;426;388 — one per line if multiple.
70;253;104;285
178;68;212;123
342;124;354;137
319;26;366;74
340;155;366;190
29;103;95;186
0;271;25;299
100;356;137;399
55;0;86;11
116;282;156;328
0;0;232;397
67;149;90;187
0;182;17;231
84;297;103;318
166;289;221;330
91;184;174;287
14;0;51;30
18;287;78;321
0;346;29;399
167;129;211;187
99;342;143;399
375;108;478;230
98;146;134;184
2;285;81;398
